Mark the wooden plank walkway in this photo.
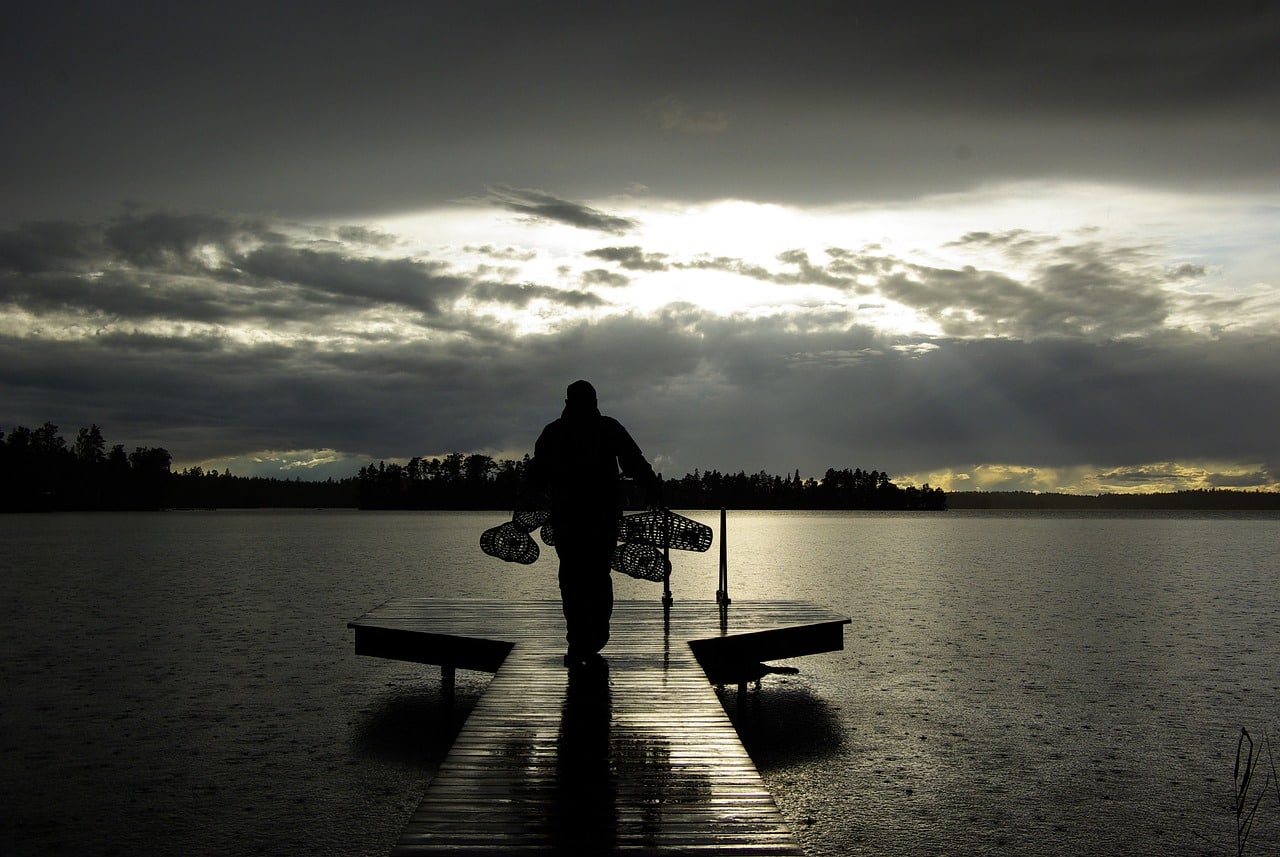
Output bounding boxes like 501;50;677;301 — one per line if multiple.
349;598;850;855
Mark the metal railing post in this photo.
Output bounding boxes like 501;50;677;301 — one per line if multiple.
661;507;673;607
716;507;731;606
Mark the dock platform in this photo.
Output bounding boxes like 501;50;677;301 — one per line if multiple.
349;598;850;855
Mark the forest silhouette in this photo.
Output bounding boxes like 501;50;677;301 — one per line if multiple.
1;422;944;512
353;455;945;511
5;421;1276;512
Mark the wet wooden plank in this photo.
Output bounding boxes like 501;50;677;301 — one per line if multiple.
350;599;848;855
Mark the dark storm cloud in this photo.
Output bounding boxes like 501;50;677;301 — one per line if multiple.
468;282;607;309
0;268;257;326
586;245;883;292
772;251;856;288
946;230;1055;260
0;211;274;275
1205;469;1280;489
679;256;779;284
0;212;519;327
485;187;637;234
879;245;1173;340
1166;263;1208;281
824;248;898;279
5;1;1276;221
673;249;878;290
6;312;1276;483
103;212;271;269
585;247;670;271
1;209;1223;355
3;3;1275;490
331;225;399;248
586;238;1189;342
581;269;630;289
0;213;251;323
628;326;1280;480
234;246;467;315
465;245;539;262
583;235;1193;343
0;221;103;273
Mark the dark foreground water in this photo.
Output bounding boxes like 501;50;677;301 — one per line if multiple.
1;509;1278;856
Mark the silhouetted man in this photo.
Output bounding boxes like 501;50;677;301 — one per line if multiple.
527;380;660;668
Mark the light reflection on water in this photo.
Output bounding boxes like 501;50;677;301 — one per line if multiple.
1;509;1278;856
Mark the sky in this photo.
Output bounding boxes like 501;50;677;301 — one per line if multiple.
3;0;1278;494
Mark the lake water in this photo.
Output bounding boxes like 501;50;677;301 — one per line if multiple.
1;509;1278;856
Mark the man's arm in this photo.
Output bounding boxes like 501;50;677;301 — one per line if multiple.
521;425;553;508
611;419;662;506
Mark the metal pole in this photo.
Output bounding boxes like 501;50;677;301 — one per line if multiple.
662;507;673;607
716;507;731;605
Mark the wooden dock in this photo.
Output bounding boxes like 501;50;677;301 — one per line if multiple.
349;598;850;855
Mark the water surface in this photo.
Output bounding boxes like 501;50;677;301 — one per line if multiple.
1;509;1277;855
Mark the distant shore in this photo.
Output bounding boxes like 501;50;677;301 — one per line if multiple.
5;421;1277;512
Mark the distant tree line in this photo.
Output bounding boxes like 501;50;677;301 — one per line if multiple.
354;454;527;509
168;468;359;509
353;456;947;511
0;422;357;511
658;466;947;511
19;421;1274;513
1;422;177;511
